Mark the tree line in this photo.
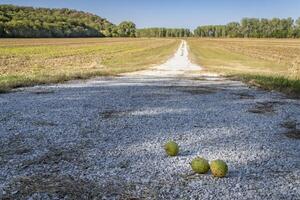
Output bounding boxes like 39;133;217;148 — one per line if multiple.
0;5;136;38
2;5;300;39
136;28;191;38
194;17;300;38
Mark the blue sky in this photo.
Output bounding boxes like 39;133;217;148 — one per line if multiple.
1;0;300;29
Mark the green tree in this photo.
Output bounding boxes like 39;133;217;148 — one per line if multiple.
226;22;241;37
117;21;136;37
295;17;300;37
0;22;5;37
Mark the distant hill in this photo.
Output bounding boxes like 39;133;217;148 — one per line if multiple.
0;4;117;37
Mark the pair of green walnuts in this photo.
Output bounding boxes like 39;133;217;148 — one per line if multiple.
164;141;228;178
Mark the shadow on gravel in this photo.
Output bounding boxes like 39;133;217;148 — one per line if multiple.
247;101;284;114
0;113;17;123
281;119;300;139
160;85;219;95
100;109;133;119
31;120;58;127
232;92;255;100
0;134;32;166
30;90;55;95
2;174;161;200
20;143;91;170
284;129;300;139
131;92;171;99
22;148;80;169
3;174;103;199
1;77;298;199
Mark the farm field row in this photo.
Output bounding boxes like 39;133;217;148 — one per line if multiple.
188;38;300;96
0;38;179;92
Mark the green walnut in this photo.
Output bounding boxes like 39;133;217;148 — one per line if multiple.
164;141;179;156
191;157;210;174
210;160;228;178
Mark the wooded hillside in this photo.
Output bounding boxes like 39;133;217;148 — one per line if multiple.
0;5;136;38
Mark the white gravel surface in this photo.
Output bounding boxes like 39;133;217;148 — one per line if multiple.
0;41;299;200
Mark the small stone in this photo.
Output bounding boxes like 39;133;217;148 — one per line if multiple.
11;190;18;195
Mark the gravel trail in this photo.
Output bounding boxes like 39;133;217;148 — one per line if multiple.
0;41;299;199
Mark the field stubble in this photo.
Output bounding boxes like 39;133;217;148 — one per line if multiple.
0;38;179;92
188;38;300;96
